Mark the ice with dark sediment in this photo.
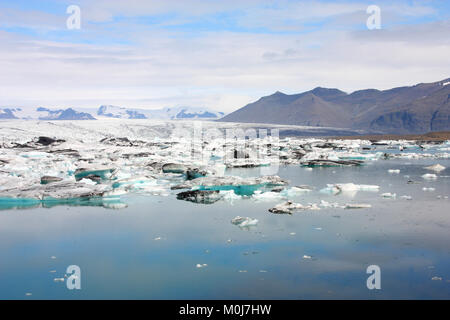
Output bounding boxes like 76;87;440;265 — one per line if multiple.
0;120;449;211
269;201;320;214
171;175;288;196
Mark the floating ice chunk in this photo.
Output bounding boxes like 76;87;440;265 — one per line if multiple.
269;201;306;214
424;164;446;172
252;190;285;201
381;193;396;198
172;175;288;196
25;293;32;296
196;264;208;268
40;176;63;185
321;183;379;196
51;256;56;259
74;167;116;181
219;190;242;202
337;183;379;192
308;203;321;210
78;178;98;186
320;200;343;208
162;163;187;174
103;202;128;209
302;255;312;260
176;190;222;204
301;159;363;167
53;278;65;282
431;276;442;281
388;169;400;174
281;186;312;197
289;232;296;235
231;216;258;228
400;195;412;200
344;203;372;209
422;187;435;192
422;173;437;180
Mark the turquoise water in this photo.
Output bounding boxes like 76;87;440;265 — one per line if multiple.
0;158;449;299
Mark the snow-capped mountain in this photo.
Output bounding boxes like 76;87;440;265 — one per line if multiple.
97;105;225;120
0;107;96;120
0;105;225;121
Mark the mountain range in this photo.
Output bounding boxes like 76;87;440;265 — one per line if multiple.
0;106;224;121
219;78;450;134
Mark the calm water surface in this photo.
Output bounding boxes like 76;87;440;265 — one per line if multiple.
0;157;449;299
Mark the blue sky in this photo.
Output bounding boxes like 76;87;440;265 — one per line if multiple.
0;0;449;111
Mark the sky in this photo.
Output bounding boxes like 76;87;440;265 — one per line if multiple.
0;0;449;112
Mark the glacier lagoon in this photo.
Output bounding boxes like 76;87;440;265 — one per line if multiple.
0;120;449;299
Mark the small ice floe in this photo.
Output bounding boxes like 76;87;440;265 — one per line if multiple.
388;169;400;174
154;237;162;241
78;178;97;186
302;255;312;260
220;190;241;203
238;270;247;273
320;200;344;208
301;159;363;167
321;183;379;196
280;186;312;197
53;278;65;282
381;193;396;199
25;292;32;296
172;175;288;195
422;187;435;192
176;190;222;204
431;276;442;281
226;239;233;243
400;195;413;200
344;203;372;209
305;167;313;171
424;164;446;172
50;256;56;260
40;176;63;185
103;202;128;209
314;227;322;231
231;216;258;228
271;201;321;213
49;270;56;273
252;190;285;201
422;173;437;180
196;264;208;268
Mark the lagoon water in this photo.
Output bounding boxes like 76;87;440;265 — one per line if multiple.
0;157;449;299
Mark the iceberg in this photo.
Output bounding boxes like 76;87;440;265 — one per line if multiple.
74;167;117;181
424;164;446;172
176;190;222;204
268;201;315;214
172;175;288;196
231;216;258;228
422;173;438;180
344;203;372;209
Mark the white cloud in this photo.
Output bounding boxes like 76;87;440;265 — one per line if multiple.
0;1;448;112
